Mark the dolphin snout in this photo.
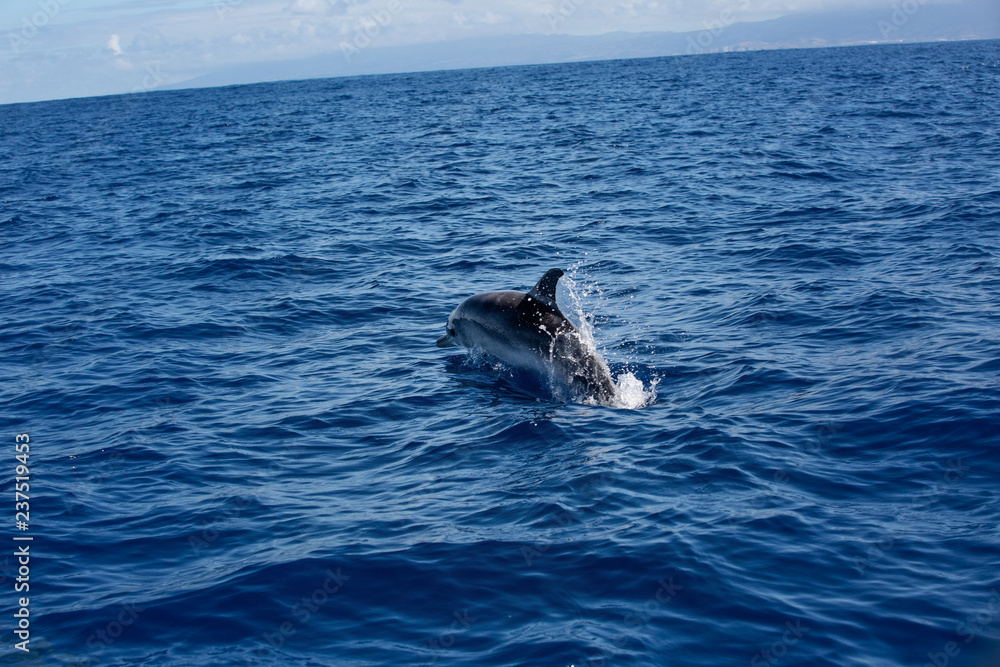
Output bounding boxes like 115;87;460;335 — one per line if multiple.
436;332;458;348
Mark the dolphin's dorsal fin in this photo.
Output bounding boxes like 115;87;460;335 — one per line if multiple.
527;268;564;309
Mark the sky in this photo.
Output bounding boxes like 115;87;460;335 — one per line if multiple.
0;0;975;104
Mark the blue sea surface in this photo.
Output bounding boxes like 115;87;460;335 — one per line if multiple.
2;39;1000;666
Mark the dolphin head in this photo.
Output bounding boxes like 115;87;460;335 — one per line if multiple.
435;317;460;348
435;269;575;358
436;292;524;351
436;298;479;348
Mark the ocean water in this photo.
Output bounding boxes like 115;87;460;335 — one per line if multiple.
2;38;1000;666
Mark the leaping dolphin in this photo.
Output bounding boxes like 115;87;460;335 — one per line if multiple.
436;269;617;402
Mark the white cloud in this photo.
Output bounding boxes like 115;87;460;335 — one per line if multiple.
107;33;123;55
284;0;336;14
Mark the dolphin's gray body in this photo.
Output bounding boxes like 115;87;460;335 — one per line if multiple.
436;269;616;401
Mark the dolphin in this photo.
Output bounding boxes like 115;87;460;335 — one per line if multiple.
436;268;617;402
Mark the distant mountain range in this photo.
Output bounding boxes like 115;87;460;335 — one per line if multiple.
168;1;1000;91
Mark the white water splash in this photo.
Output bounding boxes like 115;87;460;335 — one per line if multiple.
561;271;657;409
609;371;658;409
